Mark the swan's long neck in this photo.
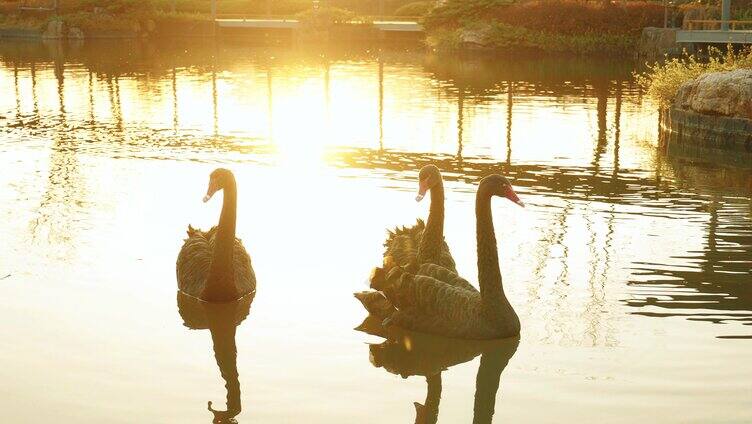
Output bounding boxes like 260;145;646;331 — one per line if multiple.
207;176;238;299
417;179;445;265
475;186;514;325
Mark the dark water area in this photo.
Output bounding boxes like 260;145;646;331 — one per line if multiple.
0;39;750;423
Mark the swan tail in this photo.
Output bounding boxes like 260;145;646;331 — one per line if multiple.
383;219;425;268
354;291;396;318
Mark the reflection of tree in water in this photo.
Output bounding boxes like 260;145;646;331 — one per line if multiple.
177;292;254;423
627;159;752;336
28;48;88;258
356;317;518;424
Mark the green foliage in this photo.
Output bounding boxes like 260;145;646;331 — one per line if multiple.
635;47;752;107
159;0;312;15
77;0;155;13
424;0;515;30
63;11;140;32
425;0;663;54
394;1;434;17
296;6;358;29
497;0;663;36
0;14;45;31
428;22;636;55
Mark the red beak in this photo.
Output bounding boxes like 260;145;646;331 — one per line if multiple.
505;185;525;207
203;178;219;203
416;179;429;202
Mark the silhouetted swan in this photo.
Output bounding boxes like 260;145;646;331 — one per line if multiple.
383;165;456;272
359;175;524;339
177;291;254;424
355;318;519;423
177;168;256;302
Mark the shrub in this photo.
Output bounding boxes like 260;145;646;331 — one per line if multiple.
296;6;357;28
424;0;515;30
635;47;752;107
394;1;434;16
63;11;140;32
495;0;664;36
0;13;45;31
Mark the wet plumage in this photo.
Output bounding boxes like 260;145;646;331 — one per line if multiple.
356;174;522;340
175;168;256;302
383;219;457;273
177;226;256;299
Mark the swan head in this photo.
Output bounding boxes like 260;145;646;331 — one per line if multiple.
480;174;524;207
416;165;442;202
203;168;235;203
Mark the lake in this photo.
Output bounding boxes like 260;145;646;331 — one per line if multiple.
0;39;750;423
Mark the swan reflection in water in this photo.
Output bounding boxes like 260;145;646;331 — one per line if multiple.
356;316;519;424
177;291;254;423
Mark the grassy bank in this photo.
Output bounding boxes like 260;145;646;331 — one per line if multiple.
1;0;665;54
0;0;424;37
424;0;664;55
636;47;752;108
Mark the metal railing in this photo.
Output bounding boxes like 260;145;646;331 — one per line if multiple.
214;14;421;22
684;20;752;31
17;0;57;11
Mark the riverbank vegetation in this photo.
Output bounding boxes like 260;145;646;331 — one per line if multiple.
636;47;752;107
424;0;664;55
0;0;694;56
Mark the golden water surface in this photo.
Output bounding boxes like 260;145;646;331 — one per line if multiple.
0;39;750;423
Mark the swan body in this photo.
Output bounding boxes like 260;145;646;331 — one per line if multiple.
176;168;256;302
357;174;523;339
177;226;255;299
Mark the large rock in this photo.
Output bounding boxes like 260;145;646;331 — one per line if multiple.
675;69;752;119
458;25;492;48
68;27;84;39
637;27;682;59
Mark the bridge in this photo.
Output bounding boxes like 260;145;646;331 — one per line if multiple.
675;0;752;45
214;15;423;33
678;20;752;44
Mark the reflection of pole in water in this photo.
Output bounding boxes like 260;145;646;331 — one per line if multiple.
13;61;20;116
267;68;273;142
324;58;331;141
88;70;95;124
212;68;219;136
583;206;609;346
107;75;124;132
31;62;39;116
506;81;513;167
613;81;622;176
592;80;609;172
378;59;384;151
172;67;178;133
456;87;464;163
703;197;720;277
54;51;65;119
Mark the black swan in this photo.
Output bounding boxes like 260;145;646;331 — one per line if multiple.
176;168;256;302
358;174;524;339
383;165;457;273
